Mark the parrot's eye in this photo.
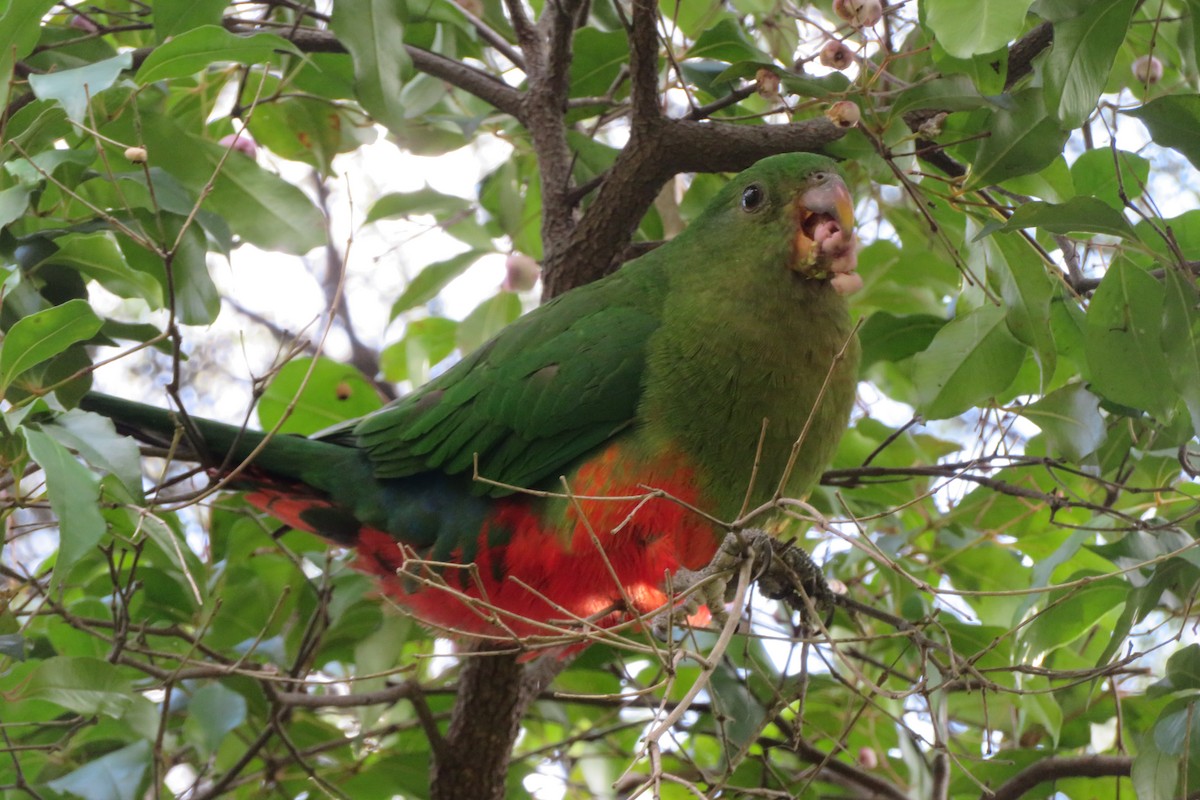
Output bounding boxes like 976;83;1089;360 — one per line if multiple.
740;184;765;212
813;171;828;182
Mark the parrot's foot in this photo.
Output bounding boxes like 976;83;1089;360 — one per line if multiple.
652;530;832;639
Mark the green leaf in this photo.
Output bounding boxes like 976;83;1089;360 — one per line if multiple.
0;0;58;93
135;115;325;255
28;52;133;124
1044;0;1137;128
998;197;1136;239
1021;384;1105;461
1022;576;1127;657
1132;735;1180;800
1166;644;1200;689
0;299;103;390
19;655;132;716
1162;270;1200;434
365;188;471;223
912;305;1026;419
458;292;521;355
153;0;230;41
1070;148;1150;209
258;356;384;435
46;232;164;305
982;230;1057;387
0;184;30;229
1181;0;1200;80
687;17;772;63
1085;260;1173;417
183;683;248;757
43;409;144;502
381;317;459;385
1127;94;1200;170
330;0;412;135
23;428;108;590
47;741;151;800
923;0;1036;58
136;26;303;85
858;312;947;368
966;90;1070;189
889;74;998;119
930;42;1008;96
1019;682;1063;746
570;28;629;98
118;218;221;326
169;220;223;325
709;656;767;751
0;632;25;660
389;251;481;319
0;100;71;163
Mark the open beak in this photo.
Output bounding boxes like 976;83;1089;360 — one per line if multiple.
804;178;855;232
792;176;857;279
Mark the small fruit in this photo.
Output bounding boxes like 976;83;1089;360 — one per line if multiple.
502;253;540;292
857;747;879;770
219;132;258;158
124;146;147;164
833;0;883;27
1131;54;1163;84
69;15;99;33
755;68;782;101
825;100;861;128
819;40;853;71
831;272;863;296
917;111;948;139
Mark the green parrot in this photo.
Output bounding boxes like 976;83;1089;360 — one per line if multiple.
80;152;861;644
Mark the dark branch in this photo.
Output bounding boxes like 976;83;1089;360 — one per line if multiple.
220;21;525;119
1004;22;1053;90
431;647;564;800
664;117;847;174
982;755;1131;800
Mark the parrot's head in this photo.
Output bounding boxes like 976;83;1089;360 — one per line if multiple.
697;153;861;296
790;164;860;295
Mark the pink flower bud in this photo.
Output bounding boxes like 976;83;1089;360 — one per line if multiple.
502;253;540;292
833;0;883;27
831;272;863;296
819;40;854;71
755;68;781;100
70;15;100;33
219;133;258;158
825;100;861;128
1131;55;1163;84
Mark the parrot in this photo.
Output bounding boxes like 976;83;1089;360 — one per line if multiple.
78;152;862;646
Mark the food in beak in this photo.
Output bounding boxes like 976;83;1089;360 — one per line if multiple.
793;178;860;292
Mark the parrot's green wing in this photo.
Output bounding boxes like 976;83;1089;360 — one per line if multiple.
332;264;666;495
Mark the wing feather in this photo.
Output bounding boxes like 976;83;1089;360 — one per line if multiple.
337;266;666;495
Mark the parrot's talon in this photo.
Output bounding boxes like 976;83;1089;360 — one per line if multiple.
653;530;832;639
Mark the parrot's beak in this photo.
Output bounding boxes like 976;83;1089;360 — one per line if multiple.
791;177;860;293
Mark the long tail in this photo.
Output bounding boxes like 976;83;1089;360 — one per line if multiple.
79;392;350;484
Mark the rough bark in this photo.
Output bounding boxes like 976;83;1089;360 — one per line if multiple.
430;648;562;800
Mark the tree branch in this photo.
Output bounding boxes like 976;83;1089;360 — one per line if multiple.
521;0;588;298
982;755;1131;800
664;116;847;174
220;21;526;120
430;647;565;800
627;0;661;122
543;115;846;297
1004;22;1053;91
